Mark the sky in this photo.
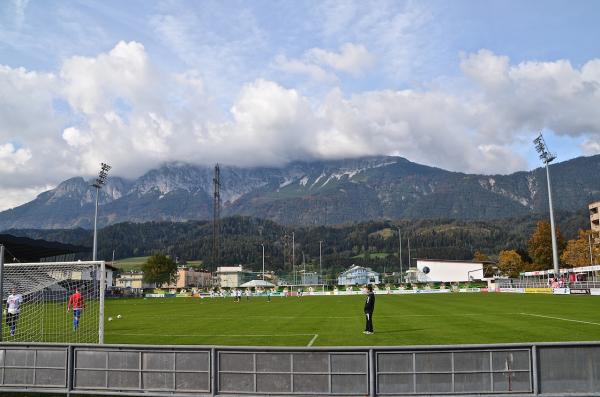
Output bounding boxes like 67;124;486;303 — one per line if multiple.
1;0;600;210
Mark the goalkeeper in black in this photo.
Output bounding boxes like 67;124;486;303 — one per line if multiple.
363;284;375;334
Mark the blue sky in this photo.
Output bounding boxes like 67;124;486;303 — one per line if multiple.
0;0;599;209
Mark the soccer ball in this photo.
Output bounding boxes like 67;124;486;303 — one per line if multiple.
108;317;113;321
117;314;122;319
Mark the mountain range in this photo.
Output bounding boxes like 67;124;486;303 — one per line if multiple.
1;155;599;230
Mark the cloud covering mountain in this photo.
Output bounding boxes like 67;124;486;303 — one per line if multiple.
1;155;599;230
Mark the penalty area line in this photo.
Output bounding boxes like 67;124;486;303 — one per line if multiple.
520;313;600;326
307;334;319;347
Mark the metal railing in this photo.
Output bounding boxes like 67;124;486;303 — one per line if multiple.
0;341;599;396
496;280;600;289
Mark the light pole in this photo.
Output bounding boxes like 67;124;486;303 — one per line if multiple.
588;233;594;266
0;244;4;341
319;240;323;291
533;132;559;276
261;243;265;281
92;163;111;261
292;232;295;286
398;228;403;284
407;236;411;269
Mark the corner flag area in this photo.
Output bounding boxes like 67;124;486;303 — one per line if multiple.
104;293;600;346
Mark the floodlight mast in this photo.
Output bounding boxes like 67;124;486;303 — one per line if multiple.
261;243;265;281
533;132;559;277
92;163;111;261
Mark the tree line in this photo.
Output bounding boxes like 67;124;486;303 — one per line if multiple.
5;209;593;277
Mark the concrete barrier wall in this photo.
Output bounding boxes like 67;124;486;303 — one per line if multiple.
0;342;599;396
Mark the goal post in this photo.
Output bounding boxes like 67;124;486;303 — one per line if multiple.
0;259;105;344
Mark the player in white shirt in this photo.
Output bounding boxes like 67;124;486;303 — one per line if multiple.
6;288;23;337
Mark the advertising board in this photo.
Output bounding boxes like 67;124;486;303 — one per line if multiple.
569;288;591;295
524;288;552;294
498;288;525;293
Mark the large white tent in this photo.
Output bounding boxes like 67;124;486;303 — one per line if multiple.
240;279;275;288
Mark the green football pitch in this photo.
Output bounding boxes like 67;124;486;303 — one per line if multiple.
103;293;600;347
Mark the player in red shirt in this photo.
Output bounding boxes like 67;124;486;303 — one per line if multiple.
67;288;85;331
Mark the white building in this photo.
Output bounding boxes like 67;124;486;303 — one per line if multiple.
215;265;253;288
410;259;484;283
115;272;156;291
338;265;380;286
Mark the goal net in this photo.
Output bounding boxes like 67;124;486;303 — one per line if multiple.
1;261;105;344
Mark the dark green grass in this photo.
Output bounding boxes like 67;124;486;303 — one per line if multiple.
103;293;600;346
2;300;100;343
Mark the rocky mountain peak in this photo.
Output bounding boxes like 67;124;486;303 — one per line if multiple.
1;154;600;230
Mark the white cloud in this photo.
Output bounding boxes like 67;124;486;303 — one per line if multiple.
2;41;600;211
60;41;157;115
460;50;600;140
312;0;433;81
149;5;267;103
581;139;600;156
0;143;31;172
62;127;92;147
274;55;338;84
0;185;53;211
13;0;29;28
307;43;375;76
208;79;319;166
275;42;374;83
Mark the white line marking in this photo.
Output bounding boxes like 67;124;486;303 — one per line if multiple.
132;313;521;319
520;313;600;326
112;333;315;338
307;334;319;347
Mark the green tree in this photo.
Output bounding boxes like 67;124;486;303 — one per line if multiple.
527;221;566;270
497;250;525;278
561;230;600;268
142;254;178;285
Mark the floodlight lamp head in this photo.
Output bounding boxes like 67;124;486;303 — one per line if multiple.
92;162;111;189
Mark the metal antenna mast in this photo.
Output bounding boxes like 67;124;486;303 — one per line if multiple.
212;164;221;272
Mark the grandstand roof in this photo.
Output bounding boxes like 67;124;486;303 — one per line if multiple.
0;234;89;263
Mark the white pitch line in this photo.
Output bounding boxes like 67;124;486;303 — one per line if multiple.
307;334;319;347
112;333;315;338
133;313;520;319
520;313;600;326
